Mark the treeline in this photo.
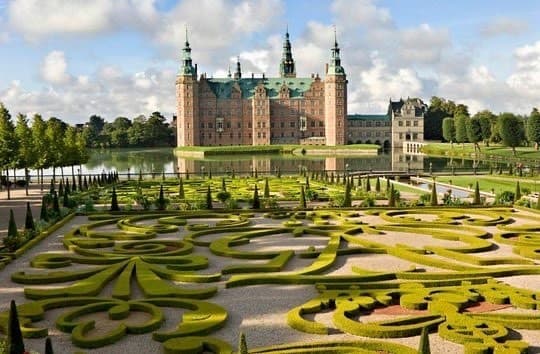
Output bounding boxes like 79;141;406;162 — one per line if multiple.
441;107;540;155
0;102;89;199
82;112;175;148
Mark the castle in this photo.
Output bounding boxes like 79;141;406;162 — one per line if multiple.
176;31;425;148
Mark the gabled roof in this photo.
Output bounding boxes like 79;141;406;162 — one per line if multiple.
205;77;314;99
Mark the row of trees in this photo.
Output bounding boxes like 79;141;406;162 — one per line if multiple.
441;108;540;155
0;103;90;199
83;112;175;148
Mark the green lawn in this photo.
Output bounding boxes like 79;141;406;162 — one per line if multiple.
436;175;540;195
176;144;379;156
423;143;540;161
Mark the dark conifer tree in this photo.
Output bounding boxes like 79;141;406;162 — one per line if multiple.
24;202;35;231
52;192;60;215
264;178;270;198
110;187;119;211
206;185;213;210
300;185;307;208
40;195;49;221
7;300;25;354
45;337;53;354
179;178;185;199
252;185;260;209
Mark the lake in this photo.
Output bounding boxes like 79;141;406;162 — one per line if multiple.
19;147;514;179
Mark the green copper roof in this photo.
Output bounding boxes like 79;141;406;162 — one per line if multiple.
347;114;389;120
206;77;314;99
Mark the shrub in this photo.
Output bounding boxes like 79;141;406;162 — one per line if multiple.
205;185;213;210
216;191;231;203
8;300;25;354
252;185;260;209
239;332;248;354
155;185;168;210
110;187;120;211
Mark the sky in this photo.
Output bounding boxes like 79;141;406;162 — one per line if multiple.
1;0;540;123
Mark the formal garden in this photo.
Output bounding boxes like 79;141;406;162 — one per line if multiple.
0;172;539;354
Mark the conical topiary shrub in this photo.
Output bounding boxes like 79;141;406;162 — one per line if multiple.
418;326;430;354
473;181;481;205
430;181;438;206
45;337;53;354
388;184;396;207
375;177;380;192
365;177;371;192
300;186;307;209
24;202;35;232
110;186;119;211
178;178;185;199
515;181;522;201
238;332;248;354
206;185;213;210
156;185;166;210
52;192;60;215
40;195;49;221
342;182;352;207
252;185;260;209
63;188;69;208
264;178;270;198
221;177;227;192
8;300;25;354
7;208;18;238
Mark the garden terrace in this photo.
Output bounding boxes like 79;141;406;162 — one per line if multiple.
0;206;539;353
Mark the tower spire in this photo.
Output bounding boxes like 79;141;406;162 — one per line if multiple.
280;27;296;78
180;27;196;77
234;56;242;79
327;26;345;75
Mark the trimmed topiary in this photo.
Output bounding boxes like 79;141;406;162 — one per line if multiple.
342;182;352;207
52;192;60;215
24;202;35;231
8;209;18;239
300;186;307;209
40;195;49;221
156;185;166;210
515;181;521;201
206;185;213;210
375;177;380;192
473;181;481;205
221;177;227;192
388;184;396;207
110;187;120;211
45;337;53;354
178;178;185;199
239;332;248;354
430;181;438;206
8;300;25;354
418;326;430;354
264;178;270;198
252;185;260;209
365;177;371;192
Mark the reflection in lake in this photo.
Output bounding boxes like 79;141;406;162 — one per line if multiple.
27;147;516;177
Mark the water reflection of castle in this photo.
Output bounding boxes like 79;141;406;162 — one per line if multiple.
175;149;424;175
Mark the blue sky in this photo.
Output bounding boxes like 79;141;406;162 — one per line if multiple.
1;0;539;123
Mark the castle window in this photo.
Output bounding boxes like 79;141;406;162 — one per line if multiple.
299;116;307;131
216;118;224;132
311;132;314;137
366;121;372;127
208;122;213;129
271;122;275;128
413;133;418;140
280;122;285;128
238;132;241;138
319;121;324;127
248;123;252;128
281;132;284;137
226;122;231;129
257;121;261;128
257;132;261;138
291;132;295;137
263;132;266;138
262;122;266;128
398;121;403;127
310;121;315;127
413;120;418;127
376;132;380;137
399;133;403;139
406;120;411;127
230;133;233;138
249;133;252;138
290;121;295;128
209;133;212;138
319;131;323;136
200;123;204;128
376;121;381;127
238;122;241;128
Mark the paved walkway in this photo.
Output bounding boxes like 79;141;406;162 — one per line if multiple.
0;185;46;239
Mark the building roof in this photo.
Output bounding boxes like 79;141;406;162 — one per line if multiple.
347;114;389;121
205;77;314;99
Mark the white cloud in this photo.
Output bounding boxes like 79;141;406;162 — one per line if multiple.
398;24;450;64
41;51;71;84
8;0;159;40
480;17;528;37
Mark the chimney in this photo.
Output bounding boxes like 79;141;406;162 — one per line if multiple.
262;73;265;79
251;73;254;79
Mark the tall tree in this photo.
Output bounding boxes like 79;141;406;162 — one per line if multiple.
454;114;469;147
442;117;455;146
45;118;65;183
31;114;48;191
423;96;456;140
0;103;18;200
15;113;35;196
8;300;25;354
473;110;495;146
466;116;483;152
498;113;525;156
527;108;540;150
63;126;79;186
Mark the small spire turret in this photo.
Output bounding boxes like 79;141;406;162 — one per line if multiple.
279;27;296;78
180;26;196;77
327;25;345;76
234;56;242;80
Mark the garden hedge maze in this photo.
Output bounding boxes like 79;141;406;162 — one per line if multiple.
1;202;540;353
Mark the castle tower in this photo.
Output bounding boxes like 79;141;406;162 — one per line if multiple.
176;30;199;146
279;28;296;78
324;29;347;146
234;56;242;79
